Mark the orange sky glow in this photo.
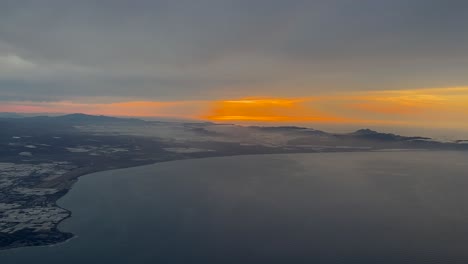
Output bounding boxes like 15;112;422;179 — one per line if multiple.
2;87;468;130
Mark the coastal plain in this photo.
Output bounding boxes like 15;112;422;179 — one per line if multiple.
0;114;466;250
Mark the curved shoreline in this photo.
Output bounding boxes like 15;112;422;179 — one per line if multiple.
0;148;457;251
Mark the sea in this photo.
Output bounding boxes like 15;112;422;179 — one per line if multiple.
1;151;468;264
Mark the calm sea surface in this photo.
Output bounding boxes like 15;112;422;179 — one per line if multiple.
2;151;468;264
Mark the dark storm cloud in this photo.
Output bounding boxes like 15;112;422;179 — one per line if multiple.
1;0;468;101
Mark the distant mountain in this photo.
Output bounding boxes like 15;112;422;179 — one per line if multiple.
349;128;432;142
54;113;143;123
351;128;381;136
0;114;147;136
251;126;308;131
0;112;25;118
17;113;147;125
250;126;328;136
0;113;464;149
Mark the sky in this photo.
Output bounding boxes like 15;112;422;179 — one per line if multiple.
1;0;468;132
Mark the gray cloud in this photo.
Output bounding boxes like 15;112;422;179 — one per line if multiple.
1;0;468;101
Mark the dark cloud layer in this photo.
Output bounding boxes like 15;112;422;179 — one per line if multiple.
1;0;468;101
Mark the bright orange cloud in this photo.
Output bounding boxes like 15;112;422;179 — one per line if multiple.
343;87;468;116
204;98;349;123
2;86;468;130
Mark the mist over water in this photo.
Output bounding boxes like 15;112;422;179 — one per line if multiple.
1;151;468;264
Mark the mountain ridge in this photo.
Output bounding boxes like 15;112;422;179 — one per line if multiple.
0;113;461;143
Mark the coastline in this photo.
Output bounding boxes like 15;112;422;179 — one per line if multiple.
0;148;460;251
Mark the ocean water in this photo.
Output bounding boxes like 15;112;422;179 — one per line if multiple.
2;151;468;264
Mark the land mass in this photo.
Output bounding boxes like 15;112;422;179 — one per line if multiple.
0;114;466;250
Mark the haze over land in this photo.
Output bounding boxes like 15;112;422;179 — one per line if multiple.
0;113;466;250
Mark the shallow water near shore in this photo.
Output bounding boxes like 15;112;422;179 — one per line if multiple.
2;151;468;263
